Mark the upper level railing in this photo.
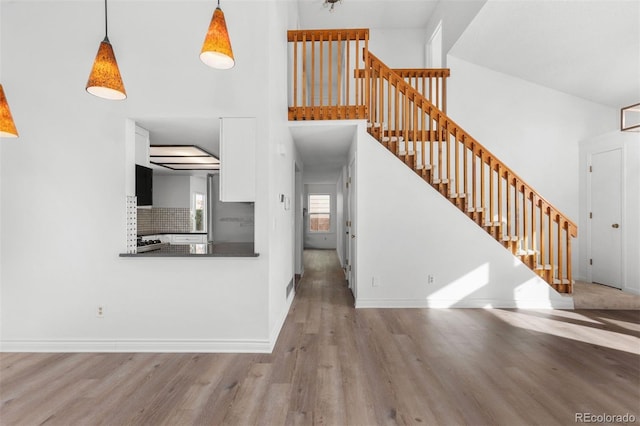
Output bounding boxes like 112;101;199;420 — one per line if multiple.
356;68;450;113
287;28;370;120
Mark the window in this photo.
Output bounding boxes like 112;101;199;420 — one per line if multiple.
309;194;330;232
193;192;205;232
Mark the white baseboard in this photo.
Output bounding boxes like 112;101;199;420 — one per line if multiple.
0;339;273;353
355;297;574;309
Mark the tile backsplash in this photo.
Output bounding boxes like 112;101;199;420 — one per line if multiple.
137;207;192;234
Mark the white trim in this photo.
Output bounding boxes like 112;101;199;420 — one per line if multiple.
0;339;272;353
355;297;574;310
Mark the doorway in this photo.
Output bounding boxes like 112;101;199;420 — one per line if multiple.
589;148;623;289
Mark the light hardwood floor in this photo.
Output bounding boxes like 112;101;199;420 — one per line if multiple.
1;250;639;425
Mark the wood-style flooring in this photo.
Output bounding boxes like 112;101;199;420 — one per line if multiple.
1;250;639;425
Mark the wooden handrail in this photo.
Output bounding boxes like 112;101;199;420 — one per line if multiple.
364;51;577;292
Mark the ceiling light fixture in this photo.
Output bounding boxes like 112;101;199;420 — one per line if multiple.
150;145;220;171
86;0;127;100
200;0;235;69
324;0;342;12
0;84;19;138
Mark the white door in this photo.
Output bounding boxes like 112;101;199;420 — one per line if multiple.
347;158;357;298
590;148;623;288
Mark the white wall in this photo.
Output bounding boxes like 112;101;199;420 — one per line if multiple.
424;0;487;67
368;28;425;68
153;174;190;208
355;130;572;309
0;1;286;352
303;183;338;249
578;131;640;294
447;55;618;273
266;0;298;343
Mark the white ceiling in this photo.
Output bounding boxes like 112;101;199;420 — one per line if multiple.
290;123;356;180
296;0;439;30
449;0;640;108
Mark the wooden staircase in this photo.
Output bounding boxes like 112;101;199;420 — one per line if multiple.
287;28;577;293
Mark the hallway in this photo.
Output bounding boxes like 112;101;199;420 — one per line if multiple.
1;250;638;425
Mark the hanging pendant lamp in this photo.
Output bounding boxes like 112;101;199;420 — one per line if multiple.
200;0;235;69
86;0;126;100
0;84;18;138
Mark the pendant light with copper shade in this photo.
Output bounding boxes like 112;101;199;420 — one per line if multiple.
0;84;19;138
200;0;235;69
86;0;126;100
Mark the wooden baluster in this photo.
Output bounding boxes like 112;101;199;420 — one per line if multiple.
480;150;485;220
557;216;563;286
319;36;324;110
497;164;503;238
488;158;494;226
438;116;443;182
455;129;460;196
395;76;399;145
311;34;316;108
547;206;553;280
355;38;359;106
328;34;332;112
429;77;433;106
539;201;546;270
471;144;477;212
464;136;469;200
345;40;354;111
523;189;529;258
337;34;343;111
421;76;426;103
531;194;537;262
566;224;573;291
442;74;447;114
404;91;409;155
302;33;307;108
379;66;384;130
506;173;511;240
413;95;418;159
422;109;427;171
387;71;391;143
435;75;440;111
293;34;298;110
514;180;520;249
364;33;370;118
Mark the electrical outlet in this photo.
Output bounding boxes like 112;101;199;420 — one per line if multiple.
372;277;379;287
427;274;435;285
96;305;104;318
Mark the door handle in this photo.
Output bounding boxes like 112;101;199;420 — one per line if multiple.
351;234;356;239
612;223;620;228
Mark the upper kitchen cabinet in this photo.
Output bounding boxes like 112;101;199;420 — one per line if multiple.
219;117;256;202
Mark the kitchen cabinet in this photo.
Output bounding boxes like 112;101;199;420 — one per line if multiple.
219;117;256;202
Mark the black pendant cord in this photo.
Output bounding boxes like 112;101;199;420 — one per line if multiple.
104;0;110;42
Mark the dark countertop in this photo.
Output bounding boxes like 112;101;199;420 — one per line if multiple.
120;242;258;258
137;231;207;237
